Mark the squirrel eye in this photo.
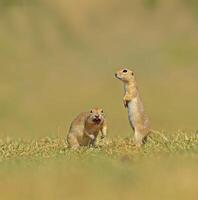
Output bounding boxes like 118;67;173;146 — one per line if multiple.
90;110;93;113
123;69;127;73
131;72;134;76
101;110;104;113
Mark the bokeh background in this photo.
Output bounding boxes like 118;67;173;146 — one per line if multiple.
0;0;198;138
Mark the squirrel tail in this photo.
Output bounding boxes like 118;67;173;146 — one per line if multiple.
150;129;169;142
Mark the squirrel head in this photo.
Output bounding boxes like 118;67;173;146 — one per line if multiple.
87;108;105;125
115;67;135;83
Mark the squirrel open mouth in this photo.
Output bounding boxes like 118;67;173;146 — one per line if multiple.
93;118;101;124
115;74;122;80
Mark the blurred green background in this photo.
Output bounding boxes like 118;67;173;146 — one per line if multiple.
0;0;198;137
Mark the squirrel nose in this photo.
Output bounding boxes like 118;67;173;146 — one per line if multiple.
95;115;99;119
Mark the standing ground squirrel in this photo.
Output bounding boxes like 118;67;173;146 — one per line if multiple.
67;108;107;149
115;67;150;146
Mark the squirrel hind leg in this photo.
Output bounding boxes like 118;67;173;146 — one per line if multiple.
67;134;80;149
135;132;151;146
134;131;145;147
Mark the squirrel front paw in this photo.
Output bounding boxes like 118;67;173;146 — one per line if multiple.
123;99;128;108
101;135;105;139
89;134;95;140
123;95;131;108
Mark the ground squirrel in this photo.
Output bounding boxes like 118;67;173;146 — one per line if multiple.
115;67;150;146
67;108;107;149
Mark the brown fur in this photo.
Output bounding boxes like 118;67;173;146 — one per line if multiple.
115;67;150;146
67;108;107;149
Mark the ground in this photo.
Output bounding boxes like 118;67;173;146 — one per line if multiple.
0;131;198;200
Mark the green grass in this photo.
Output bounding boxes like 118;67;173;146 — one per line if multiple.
0;132;198;200
1;131;198;161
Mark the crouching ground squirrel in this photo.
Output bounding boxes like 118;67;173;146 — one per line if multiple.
115;67;150;146
67;108;107;149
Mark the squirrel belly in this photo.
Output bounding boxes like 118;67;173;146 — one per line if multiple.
127;95;150;134
127;99;135;131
